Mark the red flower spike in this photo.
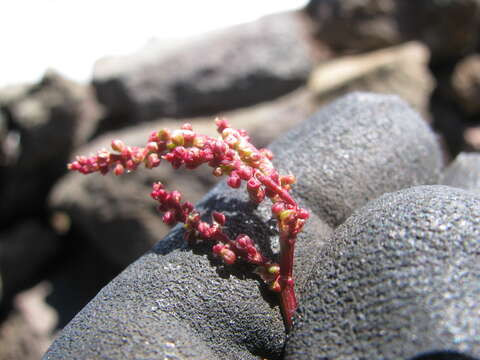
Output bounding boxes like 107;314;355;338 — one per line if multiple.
67;117;308;332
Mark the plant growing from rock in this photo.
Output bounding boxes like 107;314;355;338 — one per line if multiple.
67;118;308;330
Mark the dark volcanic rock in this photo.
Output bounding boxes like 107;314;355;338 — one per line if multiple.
270;92;442;227
43;93;442;359
306;0;480;61
0;72;100;225
93;11;317;124
285;185;480;359
306;0;400;52
0;220;59;301
442;152;480;192
395;0;480;61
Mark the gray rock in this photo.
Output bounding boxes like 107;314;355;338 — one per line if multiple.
306;0;480;61
442;152;480;192
451;54;480;115
43;93;443;359
270;92;442;227
93;11;316;124
285;185;480;359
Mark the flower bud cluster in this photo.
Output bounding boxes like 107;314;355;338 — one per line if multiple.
67;140;161;176
68;117;309;329
150;182;193;225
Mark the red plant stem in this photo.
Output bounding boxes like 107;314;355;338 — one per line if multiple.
279;234;297;331
256;173;296;207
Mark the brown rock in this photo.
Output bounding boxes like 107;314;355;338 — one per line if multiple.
0;283;57;360
308;42;434;119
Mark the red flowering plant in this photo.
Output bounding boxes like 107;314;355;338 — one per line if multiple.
67;118;309;330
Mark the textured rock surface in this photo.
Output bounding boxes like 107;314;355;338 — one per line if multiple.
271;92;442;227
451;54;480;115
308;41;434;119
93;11;316;124
285;185;480;359
306;0;480;61
43;93;443;359
49;89;318;266
442;152;480;192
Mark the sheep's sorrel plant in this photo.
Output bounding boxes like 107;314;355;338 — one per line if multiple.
68;118;309;330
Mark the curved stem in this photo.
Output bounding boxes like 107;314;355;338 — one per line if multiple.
279;234;297;331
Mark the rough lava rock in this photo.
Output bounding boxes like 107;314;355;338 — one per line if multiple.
93;11;317;124
285;185;480;359
43;93;442;359
270;92;442;227
306;0;480;61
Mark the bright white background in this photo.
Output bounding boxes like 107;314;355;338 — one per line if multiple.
0;0;308;87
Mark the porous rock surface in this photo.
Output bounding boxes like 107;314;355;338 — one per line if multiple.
43;93;443;359
285;185;480;359
93;11;316;124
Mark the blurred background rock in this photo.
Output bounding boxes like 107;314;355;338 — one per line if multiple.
1;0;480;358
